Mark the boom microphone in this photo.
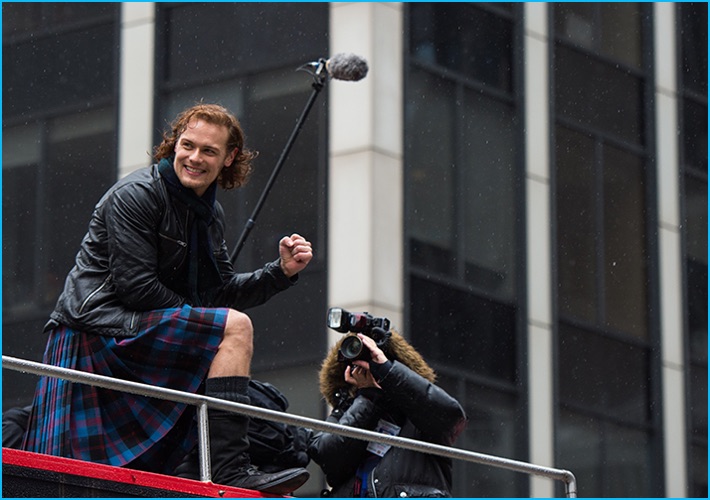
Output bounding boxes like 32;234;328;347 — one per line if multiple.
231;52;367;262
324;53;369;81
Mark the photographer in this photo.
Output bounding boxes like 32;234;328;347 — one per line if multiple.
308;327;467;497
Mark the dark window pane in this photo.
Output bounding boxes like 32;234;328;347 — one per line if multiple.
687;254;708;363
603;146;647;338
410;276;516;383
2;3;116;39
462;90;517;297
680;3;708;96
558;409;653;497
690;361;708;439
685;174;708;364
557;410;604;496
556;127;598;323
555;45;644;144
691;443;709;497
45;109;117;299
407;68;517;299
409;3;513;92
1;316;48;408
407;69;456;275
2;164;39;311
559;323;650;424
3;23;117;119
554;3;642;68
682;97;708;173
444;378;522;496
163;3;327;84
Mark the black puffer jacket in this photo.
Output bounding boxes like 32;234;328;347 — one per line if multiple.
47;164;295;337
308;332;467;498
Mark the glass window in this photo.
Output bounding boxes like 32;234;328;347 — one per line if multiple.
410;277;516;382
556;128;648;338
553;3;658;495
407;67;518;299
406;5;523;496
602;146;647;338
2;2;116;38
679;4;708;495
558;409;653;497
556;127;598;323
680;3;708;96
45;109;117;297
554;3;642;69
682;97;708;173
2;158;40;311
555;45;644;145
461;89;517;297
162;3;327;84
691;442;709;497
685;177;708;362
407;69;456;275
409;3;514;92
440;376;523;497
559;323;650;423
3;22;118;119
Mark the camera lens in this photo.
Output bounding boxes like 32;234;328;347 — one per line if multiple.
340;335;364;360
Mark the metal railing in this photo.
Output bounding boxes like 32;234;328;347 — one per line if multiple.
2;355;577;497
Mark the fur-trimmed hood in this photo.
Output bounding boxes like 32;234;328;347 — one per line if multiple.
318;330;437;408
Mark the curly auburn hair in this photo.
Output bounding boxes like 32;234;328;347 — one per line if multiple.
153;103;258;190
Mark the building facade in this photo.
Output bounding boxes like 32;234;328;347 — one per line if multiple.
2;3;706;497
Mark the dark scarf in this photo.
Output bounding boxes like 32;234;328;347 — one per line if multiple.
158;158;220;305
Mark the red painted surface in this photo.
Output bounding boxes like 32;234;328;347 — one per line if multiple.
2;447;282;498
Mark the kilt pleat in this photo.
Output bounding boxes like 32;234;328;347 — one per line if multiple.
22;305;227;474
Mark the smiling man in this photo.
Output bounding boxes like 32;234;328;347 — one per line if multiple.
21;104;313;494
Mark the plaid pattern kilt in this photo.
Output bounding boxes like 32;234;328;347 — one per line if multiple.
22;305;227;474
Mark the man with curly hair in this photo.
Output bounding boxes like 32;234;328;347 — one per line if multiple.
22;104;312;494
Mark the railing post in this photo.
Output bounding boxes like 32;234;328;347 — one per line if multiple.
196;402;211;482
564;471;578;498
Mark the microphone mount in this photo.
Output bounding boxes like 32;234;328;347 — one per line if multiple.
298;58;329;90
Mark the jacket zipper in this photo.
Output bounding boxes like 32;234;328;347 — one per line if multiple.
79;275;111;314
369;466;379;498
160;207;190;248
159;233;188;248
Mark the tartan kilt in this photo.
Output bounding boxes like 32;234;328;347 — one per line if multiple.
22;305;228;474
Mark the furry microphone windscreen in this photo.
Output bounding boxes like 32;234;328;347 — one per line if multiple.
326;53;369;81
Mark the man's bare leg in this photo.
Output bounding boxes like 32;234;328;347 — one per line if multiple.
208;309;252;378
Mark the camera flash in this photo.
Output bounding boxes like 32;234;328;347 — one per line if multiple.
327;307;344;330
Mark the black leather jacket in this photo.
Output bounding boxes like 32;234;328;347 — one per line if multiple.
308;362;467;498
47;164;295;337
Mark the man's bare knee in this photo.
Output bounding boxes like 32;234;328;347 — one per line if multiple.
222;309;253;353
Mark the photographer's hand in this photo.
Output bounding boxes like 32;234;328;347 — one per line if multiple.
356;334;388;364
345;363;380;389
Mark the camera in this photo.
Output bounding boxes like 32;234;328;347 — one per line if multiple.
326;307;391;362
